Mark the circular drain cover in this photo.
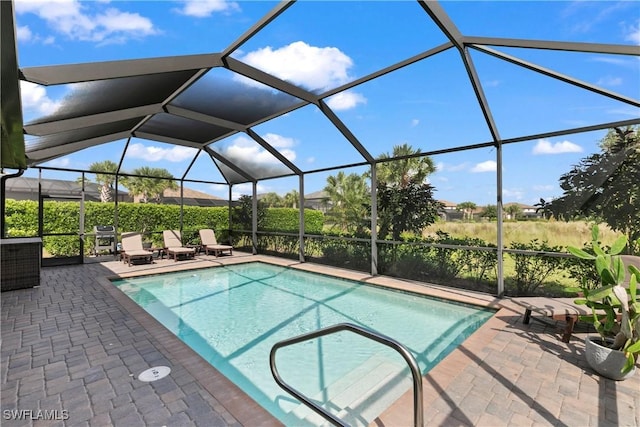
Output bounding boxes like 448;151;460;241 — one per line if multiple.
138;366;171;382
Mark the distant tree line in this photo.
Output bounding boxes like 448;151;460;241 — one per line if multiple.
84;160;178;204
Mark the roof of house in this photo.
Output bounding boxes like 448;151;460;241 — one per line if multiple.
4;176;128;198
163;187;222;200
305;190;329;200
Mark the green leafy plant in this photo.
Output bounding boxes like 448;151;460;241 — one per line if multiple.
568;225;640;375
507;239;565;296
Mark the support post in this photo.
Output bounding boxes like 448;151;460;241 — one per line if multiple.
114;175;120;260
496;141;504;296
252;182;258;255
179;180;184;235
370;164;378;276
228;184;233;245
299;175;305;262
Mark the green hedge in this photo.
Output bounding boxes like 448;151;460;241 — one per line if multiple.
4;200;38;236
261;208;324;234
5;199;231;256
4;200;324;256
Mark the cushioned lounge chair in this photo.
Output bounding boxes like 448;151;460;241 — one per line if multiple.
199;229;233;257
510;256;640;343
510;297;592;342
163;230;196;261
120;232;154;267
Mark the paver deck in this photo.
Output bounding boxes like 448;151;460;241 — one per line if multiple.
2;253;639;426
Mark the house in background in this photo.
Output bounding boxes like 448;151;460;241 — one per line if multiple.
504;202;541;220
437;200;461;221
160;187;228;207
304;190;331;213
3;176;130;202
4;177;229;207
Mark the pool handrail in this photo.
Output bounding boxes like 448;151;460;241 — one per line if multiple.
269;322;423;427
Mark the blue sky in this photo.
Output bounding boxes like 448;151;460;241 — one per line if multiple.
14;0;640;205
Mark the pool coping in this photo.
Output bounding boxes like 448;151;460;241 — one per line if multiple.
99;253;507;426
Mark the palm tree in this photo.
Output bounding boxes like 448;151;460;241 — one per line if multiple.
376;143;436;187
88;160;118;202
457;201;477;221
324;171;370;234
283;190;299;208
120;167;178;203
261;192;283;207
505;204;522;220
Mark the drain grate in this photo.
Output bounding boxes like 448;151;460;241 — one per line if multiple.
138;366;171;382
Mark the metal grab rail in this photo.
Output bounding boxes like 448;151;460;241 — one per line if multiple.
269;323;423;427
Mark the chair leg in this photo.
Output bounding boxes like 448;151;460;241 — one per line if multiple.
523;309;532;324
562;315;577;343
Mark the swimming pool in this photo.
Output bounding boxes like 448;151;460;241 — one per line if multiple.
113;262;494;426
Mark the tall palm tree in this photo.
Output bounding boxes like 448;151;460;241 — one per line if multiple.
261;192;283;207
120;167;178;203
283;190;299;208
376;143;436;187
324;171;370;234
89;160;118;202
457;201;477;221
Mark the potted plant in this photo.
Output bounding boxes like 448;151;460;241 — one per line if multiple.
567;225;640;380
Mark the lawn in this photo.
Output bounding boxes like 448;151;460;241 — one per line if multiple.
423;219;622;249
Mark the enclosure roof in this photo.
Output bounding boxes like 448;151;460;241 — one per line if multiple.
5;1;640;184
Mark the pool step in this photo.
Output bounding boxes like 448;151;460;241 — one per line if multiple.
286;353;411;426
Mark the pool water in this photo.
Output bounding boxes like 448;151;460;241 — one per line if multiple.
113;262;494;425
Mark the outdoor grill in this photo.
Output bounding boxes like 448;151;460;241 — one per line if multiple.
93;225;115;255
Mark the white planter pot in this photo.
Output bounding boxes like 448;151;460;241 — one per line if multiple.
584;336;636;381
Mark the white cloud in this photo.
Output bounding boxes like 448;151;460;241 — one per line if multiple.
597;75;623;86
591;56;630;66
503;188;524;200
15;1;157;44
532;139;583;155
325;91;366;111
262;133;296;149
20;81;61;116
224;135;296;164
606;107;640;117
127;143;197;162
236;41;367;110
623;19;640;44
174;0;240;17
211;182;269;200
437;162;469;172
483;80;501;88
411;119;420;127
533;184;554;191
470;160;496;173
238;41;353;92
16;25;33;42
46;157;71;168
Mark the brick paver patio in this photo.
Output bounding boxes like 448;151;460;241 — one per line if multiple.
2;253;639;426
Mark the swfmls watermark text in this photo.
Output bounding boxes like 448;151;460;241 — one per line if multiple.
3;409;69;421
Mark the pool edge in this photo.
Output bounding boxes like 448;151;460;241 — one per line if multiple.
98;274;283;427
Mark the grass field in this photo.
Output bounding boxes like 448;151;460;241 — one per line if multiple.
423;220;622;249
420;220;625;295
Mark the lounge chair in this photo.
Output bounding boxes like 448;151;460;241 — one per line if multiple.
163;230;196;261
120;232;154;267
510;297;592;342
199;229;233;257
511;256;640;343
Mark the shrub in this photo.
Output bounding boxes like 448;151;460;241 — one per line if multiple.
3;199;231;256
506;239;566;296
261;208;324;234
